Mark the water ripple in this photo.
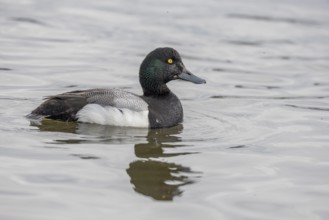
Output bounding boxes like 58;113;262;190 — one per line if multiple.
227;13;320;26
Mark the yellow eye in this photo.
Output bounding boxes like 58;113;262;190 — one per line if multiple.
167;58;173;64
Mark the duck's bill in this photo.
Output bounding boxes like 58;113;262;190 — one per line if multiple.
178;69;206;84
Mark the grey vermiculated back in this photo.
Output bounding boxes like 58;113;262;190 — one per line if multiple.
84;88;148;111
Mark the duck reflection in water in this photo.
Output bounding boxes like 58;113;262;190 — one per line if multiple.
127;125;199;201
31;121;200;201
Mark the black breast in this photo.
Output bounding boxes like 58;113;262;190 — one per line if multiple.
141;92;183;128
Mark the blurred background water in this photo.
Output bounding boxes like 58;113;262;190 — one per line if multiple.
0;0;329;219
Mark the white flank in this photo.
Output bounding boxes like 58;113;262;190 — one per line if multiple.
76;104;149;128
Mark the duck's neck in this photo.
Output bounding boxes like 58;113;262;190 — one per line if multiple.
142;83;170;97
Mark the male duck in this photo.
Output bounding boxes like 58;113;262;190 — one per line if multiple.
28;47;206;128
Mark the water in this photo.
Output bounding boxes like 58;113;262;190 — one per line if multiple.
1;0;329;219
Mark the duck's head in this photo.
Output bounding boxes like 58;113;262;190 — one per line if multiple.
139;47;206;96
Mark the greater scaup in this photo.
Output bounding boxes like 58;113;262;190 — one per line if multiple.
28;47;206;128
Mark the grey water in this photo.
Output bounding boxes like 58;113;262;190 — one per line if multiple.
1;0;329;219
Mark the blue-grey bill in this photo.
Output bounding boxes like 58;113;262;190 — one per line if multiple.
179;69;206;84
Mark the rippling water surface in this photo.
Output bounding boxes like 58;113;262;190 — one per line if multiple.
1;0;329;219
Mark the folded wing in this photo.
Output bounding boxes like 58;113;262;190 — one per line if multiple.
28;89;148;122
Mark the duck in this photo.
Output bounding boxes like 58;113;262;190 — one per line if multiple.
28;47;206;128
